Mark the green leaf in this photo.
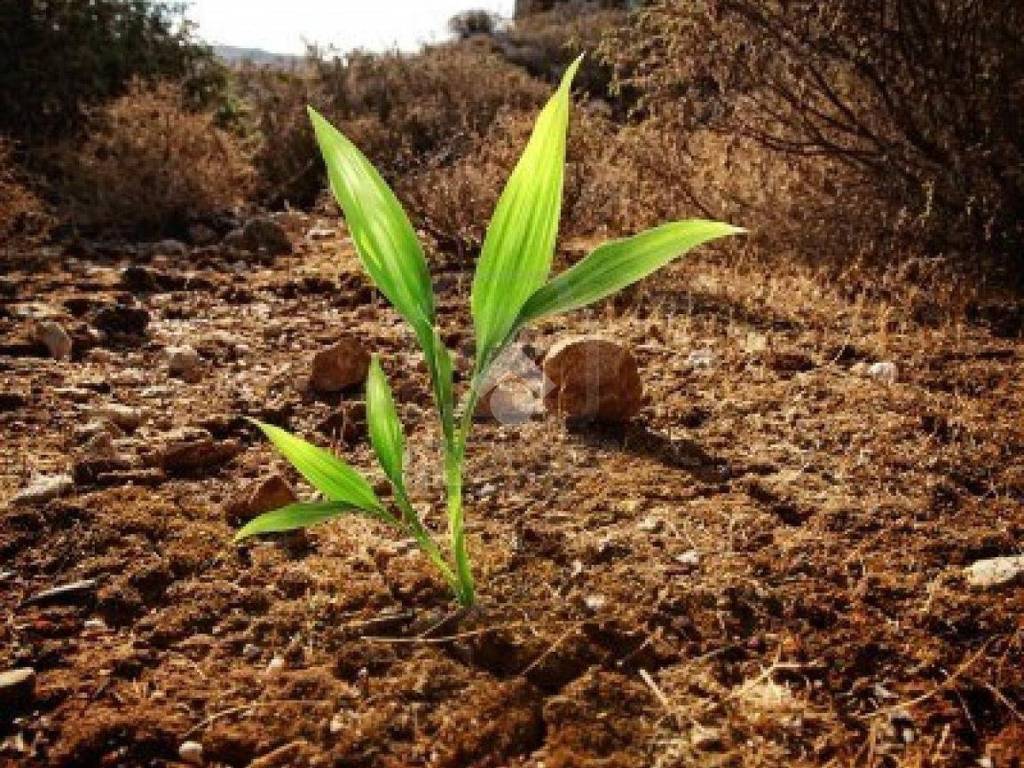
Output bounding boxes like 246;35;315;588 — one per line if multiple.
248;419;381;513
518;220;746;325
234;501;361;542
308;107;435;340
366;356;405;490
431;327;454;443
471;55;582;369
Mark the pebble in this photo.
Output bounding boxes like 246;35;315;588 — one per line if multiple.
675;549;701;568
309;337;371;393
178;740;204;765
963;555;1024;588
95;403;145;431
690;724;724;751
35;320;72;360
476;375;541;425
0;668;36;709
867;361;899;383
583;594;607;612
160;438;241;475
329;713;345;734
151;239;189;259
23;579;97;607
10;474;74;506
266;656;286;675
243;643;261;661
543;336;642;422
225;475;299;526
166;345;202;381
686;349;716;369
637;516;664;533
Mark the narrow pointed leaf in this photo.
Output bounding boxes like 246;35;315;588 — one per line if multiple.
366;356;405;490
248;419;381;513
518;220;746;325
471;55;582;368
308;107;435;339
431;328;454;443
234;501;363;542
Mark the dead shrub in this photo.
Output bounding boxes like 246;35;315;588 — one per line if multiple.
57;81;253;236
240;45;548;209
603;0;1024;278
0;139;52;248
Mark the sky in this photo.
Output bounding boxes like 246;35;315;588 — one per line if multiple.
186;0;517;56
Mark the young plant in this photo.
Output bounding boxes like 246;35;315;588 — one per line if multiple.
235;56;744;606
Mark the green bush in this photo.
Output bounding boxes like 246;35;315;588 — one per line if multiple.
0;0;225;143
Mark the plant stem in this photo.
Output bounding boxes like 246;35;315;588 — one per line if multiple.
392;489;459;593
445;444;474;606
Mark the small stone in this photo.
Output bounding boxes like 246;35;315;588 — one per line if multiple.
160;438;241;475
10;474;74;506
166;345;202;381
867;361;898;383
307;227;337;240
543;336;642;422
151;239;189;259
475;374;541;425
0;668;36;709
690;724;724;751
243;643;261;661
675;549;701;568
329;713;345;734
83;618;108;631
178;740;204;765
964;555;1024;588
34;320;72;360
224;474;298;526
95;403;145;431
309;337;371;393
637;516;664;533
23;579;97;607
686;349;715;369
266;655;286;675
237;216;292;256
583;594;606;612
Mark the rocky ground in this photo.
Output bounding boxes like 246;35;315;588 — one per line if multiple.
1;214;1022;767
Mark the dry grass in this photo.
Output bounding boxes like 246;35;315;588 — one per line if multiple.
55;81;253;237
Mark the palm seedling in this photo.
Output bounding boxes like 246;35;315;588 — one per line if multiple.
235;56;744;606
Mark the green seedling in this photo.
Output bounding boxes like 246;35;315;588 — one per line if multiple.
236;55;744;606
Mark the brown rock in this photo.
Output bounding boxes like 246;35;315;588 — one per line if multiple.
224;474;298;526
0;668;36;709
542;336;642;422
475;374;541;424
309;337;370;393
160;438;241;474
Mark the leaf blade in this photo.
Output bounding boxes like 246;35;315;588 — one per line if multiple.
248;419;382;513
518;220;745;324
234;501;361;542
366;356;405;490
308;107;435;339
470;55;582;368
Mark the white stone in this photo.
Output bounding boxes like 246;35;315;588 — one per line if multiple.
964;555;1024;588
867;361;898;383
10;474;73;506
178;740;204;765
686;350;715;369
